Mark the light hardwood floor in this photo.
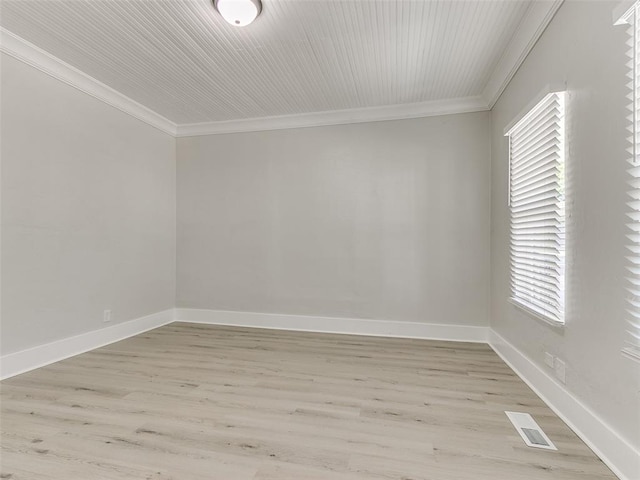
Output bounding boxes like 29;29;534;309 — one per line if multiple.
0;323;616;479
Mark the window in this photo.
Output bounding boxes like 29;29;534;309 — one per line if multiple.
506;92;566;325
616;1;640;361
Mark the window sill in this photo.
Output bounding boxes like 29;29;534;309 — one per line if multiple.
508;297;565;330
622;347;640;363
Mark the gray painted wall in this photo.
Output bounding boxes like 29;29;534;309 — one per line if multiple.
177;113;491;326
2;2;636;463
490;1;639;449
0;54;176;354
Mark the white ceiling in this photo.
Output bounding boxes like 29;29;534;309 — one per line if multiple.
0;0;561;135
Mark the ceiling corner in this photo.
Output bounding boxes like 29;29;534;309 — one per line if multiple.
0;28;178;137
482;0;564;110
175;96;490;137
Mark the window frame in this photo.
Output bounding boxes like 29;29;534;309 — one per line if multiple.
505;90;567;327
616;1;640;362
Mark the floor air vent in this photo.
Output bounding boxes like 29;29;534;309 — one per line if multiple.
505;411;557;450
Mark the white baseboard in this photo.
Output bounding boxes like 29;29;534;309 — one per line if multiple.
489;330;640;480
174;308;489;343
0;308;488;380
0;309;175;380
2;307;634;479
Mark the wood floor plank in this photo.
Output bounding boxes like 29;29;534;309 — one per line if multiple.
0;323;616;479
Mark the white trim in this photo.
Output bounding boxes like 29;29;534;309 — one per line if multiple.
482;0;564;109
508;297;565;330
614;0;636;25
505;89;565;136
503;82;566;136
0;309;175;380
0;309;635;478
489;330;640;480
176;96;489;137
1;0;563;139
0;28;177;136
174;308;489;343
622;346;640;363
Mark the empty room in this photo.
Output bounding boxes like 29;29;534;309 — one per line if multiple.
0;0;639;478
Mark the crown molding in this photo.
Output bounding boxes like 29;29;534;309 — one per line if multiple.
482;0;564;109
176;96;489;137
2;0;563;139
0;28;178;136
1;29;488;138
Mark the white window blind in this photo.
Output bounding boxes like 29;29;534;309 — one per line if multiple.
616;1;640;361
506;92;566;324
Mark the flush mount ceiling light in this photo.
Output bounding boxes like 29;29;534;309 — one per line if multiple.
214;0;262;27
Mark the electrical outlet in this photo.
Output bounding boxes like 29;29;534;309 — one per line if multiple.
103;309;112;323
554;358;566;384
544;352;555;368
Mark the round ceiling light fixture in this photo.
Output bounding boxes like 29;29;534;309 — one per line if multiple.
214;0;262;27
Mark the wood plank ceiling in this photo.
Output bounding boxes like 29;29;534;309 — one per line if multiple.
0;0;532;125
